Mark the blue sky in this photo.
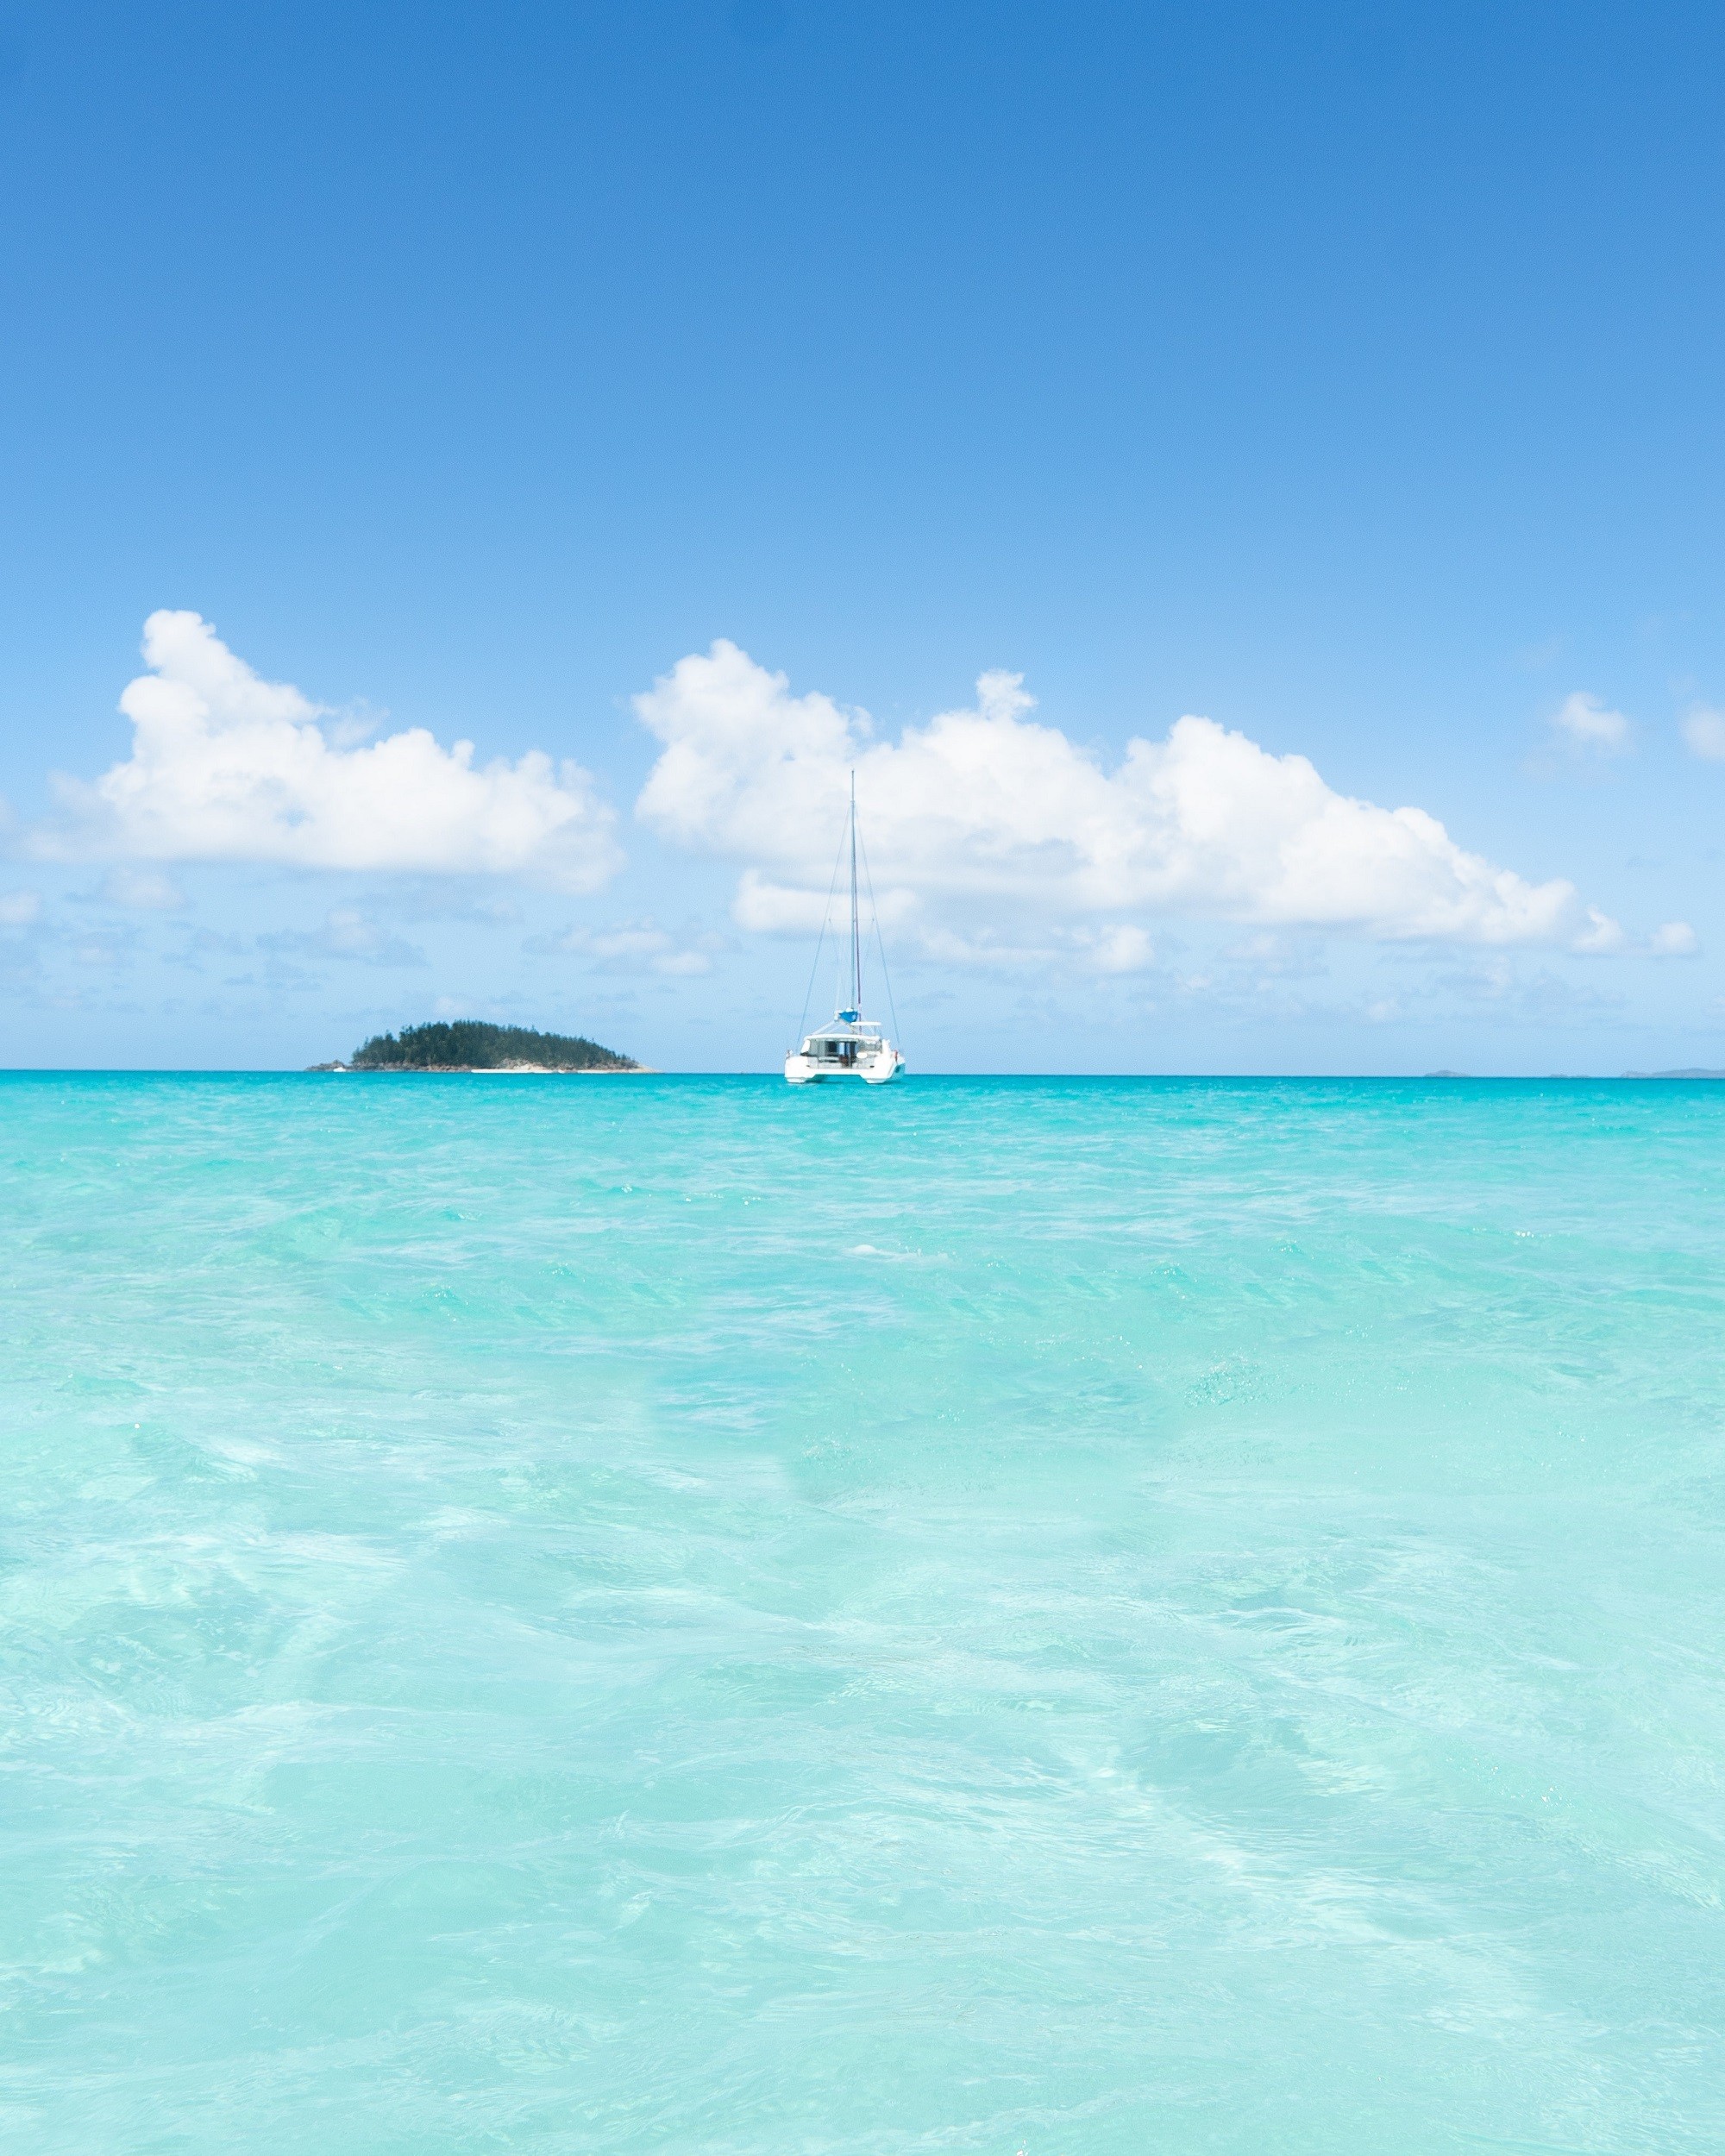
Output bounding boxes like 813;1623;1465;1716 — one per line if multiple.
3;0;1723;1072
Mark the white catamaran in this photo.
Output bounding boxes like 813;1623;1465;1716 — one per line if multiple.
784;780;906;1085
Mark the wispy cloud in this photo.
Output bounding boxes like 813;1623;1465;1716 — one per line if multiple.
96;866;185;911
1549;691;1632;755
259;908;428;968
1680;705;1725;761
527;918;715;976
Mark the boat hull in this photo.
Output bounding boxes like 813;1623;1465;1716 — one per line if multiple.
784;1051;905;1085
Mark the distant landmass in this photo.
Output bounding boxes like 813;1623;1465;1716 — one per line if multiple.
1621;1069;1725;1080
310;1020;641;1073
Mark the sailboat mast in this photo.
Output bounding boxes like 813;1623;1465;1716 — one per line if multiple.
849;772;861;1013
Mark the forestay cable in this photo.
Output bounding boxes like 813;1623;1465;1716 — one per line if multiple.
795;813;850;1050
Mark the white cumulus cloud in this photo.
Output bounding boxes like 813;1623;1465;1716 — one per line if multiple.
633;641;1618;953
1550;691;1632;755
36;611;622;890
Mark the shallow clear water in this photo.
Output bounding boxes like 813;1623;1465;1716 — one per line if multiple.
3;1073;1724;2153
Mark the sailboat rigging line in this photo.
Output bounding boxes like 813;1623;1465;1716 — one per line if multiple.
854;817;902;1059
796;812;850;1050
849;771;862;1013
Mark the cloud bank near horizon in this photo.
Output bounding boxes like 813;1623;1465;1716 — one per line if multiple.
26;621;1693;972
635;641;1675;962
34;612;621;890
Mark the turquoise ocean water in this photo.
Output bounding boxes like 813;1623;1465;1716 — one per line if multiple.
4;1072;1723;2153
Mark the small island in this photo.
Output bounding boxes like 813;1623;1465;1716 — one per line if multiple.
310;1020;642;1073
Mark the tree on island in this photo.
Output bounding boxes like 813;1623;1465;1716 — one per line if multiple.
344;1020;638;1071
